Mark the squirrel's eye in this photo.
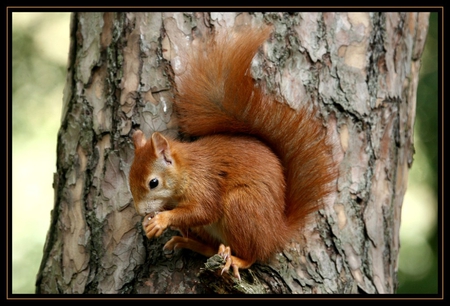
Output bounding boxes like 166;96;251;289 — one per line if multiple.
149;178;159;189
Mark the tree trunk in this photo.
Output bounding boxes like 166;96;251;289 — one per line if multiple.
36;12;428;294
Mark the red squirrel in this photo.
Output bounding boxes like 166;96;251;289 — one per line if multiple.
128;26;338;280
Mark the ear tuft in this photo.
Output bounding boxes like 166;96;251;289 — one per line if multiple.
151;132;173;165
132;130;147;149
151;132;168;154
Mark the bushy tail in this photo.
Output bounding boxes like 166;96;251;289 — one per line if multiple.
174;26;337;231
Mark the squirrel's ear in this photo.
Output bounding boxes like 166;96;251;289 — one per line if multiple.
151;132;173;165
132;130;147;149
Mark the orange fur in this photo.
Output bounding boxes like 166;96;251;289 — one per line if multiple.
129;26;338;280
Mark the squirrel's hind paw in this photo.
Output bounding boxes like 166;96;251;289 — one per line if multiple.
218;244;242;281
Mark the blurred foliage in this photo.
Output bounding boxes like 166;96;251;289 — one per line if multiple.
396;12;439;294
412;13;439;194
12;14;68;140
11;12;439;294
12;12;70;294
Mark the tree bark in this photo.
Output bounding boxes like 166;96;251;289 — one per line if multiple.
36;12;428;294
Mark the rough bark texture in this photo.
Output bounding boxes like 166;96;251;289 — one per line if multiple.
36;12;428;294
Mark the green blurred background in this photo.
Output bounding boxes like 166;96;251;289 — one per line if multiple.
11;12;439;294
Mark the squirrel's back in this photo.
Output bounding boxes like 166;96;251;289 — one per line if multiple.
182;134;289;262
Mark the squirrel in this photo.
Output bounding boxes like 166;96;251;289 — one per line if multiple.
128;25;338;281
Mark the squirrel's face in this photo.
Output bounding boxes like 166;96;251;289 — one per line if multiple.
129;171;177;216
129;130;179;216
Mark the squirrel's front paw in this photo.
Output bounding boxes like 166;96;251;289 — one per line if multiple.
143;211;170;239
